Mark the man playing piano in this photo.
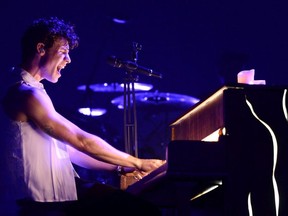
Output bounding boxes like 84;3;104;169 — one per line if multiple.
0;16;165;216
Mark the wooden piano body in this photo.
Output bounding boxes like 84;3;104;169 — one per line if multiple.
126;85;288;216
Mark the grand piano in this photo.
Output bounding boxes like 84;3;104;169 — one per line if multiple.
125;84;288;216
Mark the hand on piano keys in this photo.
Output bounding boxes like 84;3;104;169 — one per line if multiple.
120;159;166;190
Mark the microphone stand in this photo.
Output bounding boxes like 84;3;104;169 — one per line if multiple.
123;42;142;157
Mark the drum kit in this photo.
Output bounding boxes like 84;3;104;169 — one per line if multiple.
76;81;200;159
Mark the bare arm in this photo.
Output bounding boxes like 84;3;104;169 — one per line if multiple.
19;86;164;172
66;145;119;170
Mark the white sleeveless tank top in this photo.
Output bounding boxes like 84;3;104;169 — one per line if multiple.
0;70;78;202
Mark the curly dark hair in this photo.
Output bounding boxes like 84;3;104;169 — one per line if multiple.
21;16;79;63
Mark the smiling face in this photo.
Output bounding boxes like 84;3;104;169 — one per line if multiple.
39;37;71;83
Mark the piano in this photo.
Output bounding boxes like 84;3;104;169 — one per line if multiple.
125;84;288;216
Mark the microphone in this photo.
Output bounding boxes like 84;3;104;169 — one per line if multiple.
107;56;163;79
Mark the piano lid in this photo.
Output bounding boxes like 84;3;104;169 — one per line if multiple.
170;84;288;141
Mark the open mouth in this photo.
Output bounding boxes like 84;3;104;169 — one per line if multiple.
57;65;65;71
57;65;66;74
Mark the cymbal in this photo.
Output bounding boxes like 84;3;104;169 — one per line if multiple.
111;92;199;110
77;82;153;92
